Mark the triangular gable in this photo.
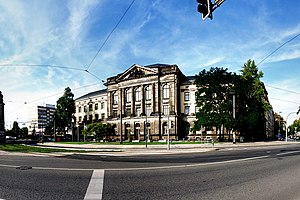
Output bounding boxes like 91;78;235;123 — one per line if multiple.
116;64;158;81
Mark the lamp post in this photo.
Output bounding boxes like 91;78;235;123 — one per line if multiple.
285;112;297;143
167;114;170;150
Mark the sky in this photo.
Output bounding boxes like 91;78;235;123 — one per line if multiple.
1;0;300;128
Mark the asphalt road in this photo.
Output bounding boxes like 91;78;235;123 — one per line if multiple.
0;144;300;200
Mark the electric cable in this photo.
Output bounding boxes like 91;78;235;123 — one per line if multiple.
85;0;136;71
266;85;300;96
257;32;300;66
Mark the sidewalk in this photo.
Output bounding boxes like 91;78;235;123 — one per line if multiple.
34;141;299;156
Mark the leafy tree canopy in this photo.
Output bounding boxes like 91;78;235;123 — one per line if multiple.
194;60;272;141
194;67;236;131
83;122;114;141
54;87;75;134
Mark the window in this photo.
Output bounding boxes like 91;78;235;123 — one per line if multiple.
95;114;99;121
146;104;151;116
112;110;118;118
163;84;169;99
84;105;87;112
125;89;131;103
101;102;105;109
89;104;93;112
113;92;118;105
89;114;93;121
184;92;190;101
101;113;105;120
95;103;98;110
163;105;169;115
135;87;141;102
184;106;190;115
145;86;151;100
79;116;82;122
78;106;81;113
125;107;131;117
136;106;141;117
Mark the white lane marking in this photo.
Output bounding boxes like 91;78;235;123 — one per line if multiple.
0;156;269;171
277;150;300;156
84;170;105;200
107;155;270;171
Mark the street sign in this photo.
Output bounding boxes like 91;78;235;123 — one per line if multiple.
214;0;225;6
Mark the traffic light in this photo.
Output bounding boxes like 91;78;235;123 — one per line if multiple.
197;0;211;20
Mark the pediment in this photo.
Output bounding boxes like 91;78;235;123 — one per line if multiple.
116;64;157;81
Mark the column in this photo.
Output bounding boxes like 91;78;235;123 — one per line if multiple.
141;85;145;114
131;87;135;115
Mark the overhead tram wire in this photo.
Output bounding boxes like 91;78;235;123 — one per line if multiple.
0;64;86;72
269;97;300;105
0;1;139;83
85;0;136;72
25;82;103;104
266;85;300;96
257;32;300;66
0;63;105;81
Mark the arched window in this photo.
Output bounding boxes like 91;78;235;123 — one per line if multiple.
113;92;118;105
135;87;141;102
125;88;131;103
162;84;169;99
145;85;151;100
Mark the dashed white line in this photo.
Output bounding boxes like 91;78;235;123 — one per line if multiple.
277;150;300;156
84;170;105;200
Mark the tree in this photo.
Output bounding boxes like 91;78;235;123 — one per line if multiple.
235;59;272;140
54;87;75;135
194;60;272;142
194;67;236;141
83;122;114;141
288;118;300;136
274;112;284;137
12;121;20;138
19;127;28;139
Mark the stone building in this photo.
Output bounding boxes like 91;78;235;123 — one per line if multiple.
74;64;197;141
74;63;274;142
105;64;188;141
75;89;107;126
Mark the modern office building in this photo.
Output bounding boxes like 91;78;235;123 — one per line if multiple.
28;104;55;135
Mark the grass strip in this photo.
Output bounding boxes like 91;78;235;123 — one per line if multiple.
0;144;89;153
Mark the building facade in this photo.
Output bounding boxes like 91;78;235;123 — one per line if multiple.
74;64;197;141
74;64;274;141
28;104;55;135
75;89;107;126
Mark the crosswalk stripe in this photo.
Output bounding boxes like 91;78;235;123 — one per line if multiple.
84;170;105;200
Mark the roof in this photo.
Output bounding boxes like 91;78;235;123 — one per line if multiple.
145;63;173;68
75;89;107;101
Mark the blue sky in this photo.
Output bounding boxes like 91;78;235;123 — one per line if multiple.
1;0;300;127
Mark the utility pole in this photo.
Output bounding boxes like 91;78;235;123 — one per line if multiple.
167;114;170;150
232;93;236;144
120;89;123;144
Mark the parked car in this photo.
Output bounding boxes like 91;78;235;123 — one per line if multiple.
6;136;16;140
